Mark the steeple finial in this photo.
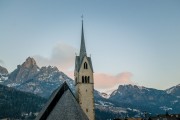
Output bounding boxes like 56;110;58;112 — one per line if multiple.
80;15;87;58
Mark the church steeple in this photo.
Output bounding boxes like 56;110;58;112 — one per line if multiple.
80;19;87;58
74;18;95;120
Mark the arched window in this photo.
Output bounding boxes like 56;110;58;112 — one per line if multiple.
82;76;85;83
88;76;90;83
84;62;88;69
85;76;87;83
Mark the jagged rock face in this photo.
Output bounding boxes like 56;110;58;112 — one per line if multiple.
0;66;8;75
8;57;40;82
3;57;74;98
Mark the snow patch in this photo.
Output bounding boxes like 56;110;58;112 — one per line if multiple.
100;92;111;99
160;106;172;111
132;109;140;112
0;74;8;82
7;83;20;87
96;104;127;114
166;88;174;94
98;100;114;106
111;90;117;96
171;100;178;104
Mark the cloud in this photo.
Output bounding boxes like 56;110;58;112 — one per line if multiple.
33;43;133;92
34;43;77;71
64;71;133;92
94;72;133;92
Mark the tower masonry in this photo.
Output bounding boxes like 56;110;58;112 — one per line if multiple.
74;20;95;120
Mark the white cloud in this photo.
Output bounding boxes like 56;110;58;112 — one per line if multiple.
34;43;78;71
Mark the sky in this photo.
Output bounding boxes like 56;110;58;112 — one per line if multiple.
0;0;180;91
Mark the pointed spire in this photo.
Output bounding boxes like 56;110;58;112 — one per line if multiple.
79;16;87;58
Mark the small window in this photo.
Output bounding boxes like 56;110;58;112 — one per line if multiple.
86;108;88;112
85;76;87;83
88;76;90;83
82;76;84;83
84;62;88;69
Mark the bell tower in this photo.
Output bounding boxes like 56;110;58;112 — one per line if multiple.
74;19;95;120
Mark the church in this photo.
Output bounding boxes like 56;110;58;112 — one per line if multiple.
36;20;95;120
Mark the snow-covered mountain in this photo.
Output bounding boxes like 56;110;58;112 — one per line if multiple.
109;84;174;104
0;57;180;119
2;57;74;98
96;84;180;118
166;84;180;98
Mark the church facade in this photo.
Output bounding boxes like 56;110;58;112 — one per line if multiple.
74;20;95;120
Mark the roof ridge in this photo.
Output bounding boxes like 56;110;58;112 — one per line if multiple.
38;82;69;120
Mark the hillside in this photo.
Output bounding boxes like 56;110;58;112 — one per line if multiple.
0;84;47;119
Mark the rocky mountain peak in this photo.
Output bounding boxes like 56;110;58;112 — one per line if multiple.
117;84;147;91
40;66;59;73
0;66;8;75
22;57;37;68
7;57;39;83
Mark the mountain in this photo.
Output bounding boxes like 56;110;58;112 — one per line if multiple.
94;85;180;119
110;85;176;106
1;57;180;119
96;84;180;118
166;84;180;98
3;57;74;98
0;84;47;119
8;57;39;83
0;66;8;74
0;66;8;82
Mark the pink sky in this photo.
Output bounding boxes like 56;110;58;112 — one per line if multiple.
34;43;133;91
64;71;133;91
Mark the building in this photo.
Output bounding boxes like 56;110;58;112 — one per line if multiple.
74;19;95;120
35;82;89;120
36;20;95;120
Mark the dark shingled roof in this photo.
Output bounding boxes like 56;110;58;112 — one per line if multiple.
35;82;89;120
